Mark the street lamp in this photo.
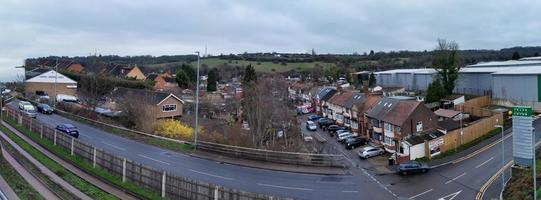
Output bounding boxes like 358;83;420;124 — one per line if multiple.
495;124;504;193
53;59;58;108
193;51;201;150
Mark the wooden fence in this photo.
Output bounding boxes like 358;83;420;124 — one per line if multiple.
462;96;492;108
5;107;291;200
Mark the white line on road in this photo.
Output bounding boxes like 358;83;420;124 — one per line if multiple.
445;172;467;184
257;183;313;191
189;169;233;180
138;154;171;165
409;189;433;199
341;190;359;193
475;157;494;169
102;141;126;151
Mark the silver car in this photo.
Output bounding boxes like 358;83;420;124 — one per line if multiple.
358;146;384;159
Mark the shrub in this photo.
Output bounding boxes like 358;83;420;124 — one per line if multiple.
154;119;194;140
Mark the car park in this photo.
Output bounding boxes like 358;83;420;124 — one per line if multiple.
37;103;54;114
358;146;384;158
305;121;317;131
345;137;367;149
327;125;346;133
307;114;321;121
398;161;430;175
317;118;334;128
56;124;80;138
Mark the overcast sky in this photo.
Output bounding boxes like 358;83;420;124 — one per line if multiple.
1;0;540;81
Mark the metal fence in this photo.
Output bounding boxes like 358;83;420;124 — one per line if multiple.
5;107;291;200
197;141;345;167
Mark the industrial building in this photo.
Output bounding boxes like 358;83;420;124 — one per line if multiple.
373;57;541;111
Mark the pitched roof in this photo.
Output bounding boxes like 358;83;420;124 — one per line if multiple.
163;77;176;83
434;108;461;118
316;87;337;101
146;74;158;80
353;95;381;114
111;87;184;105
328;91;354;107
367;97;421;126
344;92;365;109
25;70;77;84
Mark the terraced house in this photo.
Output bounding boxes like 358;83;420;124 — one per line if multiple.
314;87;337;116
366;96;437;157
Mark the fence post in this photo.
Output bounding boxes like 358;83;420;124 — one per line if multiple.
17;115;22;125
92;147;97;168
161;171;166;198
40;124;43;138
122;158;126;182
214;185;219;200
53;130;57;146
71;137;75;156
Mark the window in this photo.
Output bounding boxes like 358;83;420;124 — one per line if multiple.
384;136;394;145
162;104;177;112
416;121;423;132
384;122;393;132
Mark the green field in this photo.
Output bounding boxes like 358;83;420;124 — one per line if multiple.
148;58;336;73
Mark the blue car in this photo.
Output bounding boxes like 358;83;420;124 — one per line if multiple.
56;124;79;138
307;114;321;121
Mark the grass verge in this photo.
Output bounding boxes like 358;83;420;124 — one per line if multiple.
56;110;194;153
416;128;501;162
0;146;45;200
3;117;165;200
0;122;118;200
503;148;541;200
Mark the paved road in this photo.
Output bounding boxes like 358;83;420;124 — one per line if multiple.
8;101;396;200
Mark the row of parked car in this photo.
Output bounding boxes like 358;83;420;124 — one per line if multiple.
17;100;79;138
305;115;385;158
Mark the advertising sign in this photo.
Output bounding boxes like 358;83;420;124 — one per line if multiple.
512;106;534;167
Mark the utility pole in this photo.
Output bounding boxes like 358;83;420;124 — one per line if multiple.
194;51;201;150
54;59;58;108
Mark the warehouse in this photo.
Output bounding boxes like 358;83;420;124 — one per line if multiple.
491;66;541;111
25;70;78;98
454;67;501;96
375;68;435;91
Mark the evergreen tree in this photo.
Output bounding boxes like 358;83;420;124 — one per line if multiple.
243;64;257;83
512;51;521;60
426;79;446;103
180;63;196;83
207;69;218;92
368;72;376;87
176;70;190;88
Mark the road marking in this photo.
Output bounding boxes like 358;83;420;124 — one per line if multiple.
450;133;512;165
341;190;359;193
438;190;462;200
409;189;433;199
189;169;233;180
257;183;313;191
316;180;354;185
361;168;398;198
445;172;467;184
102;141;126;151
475;156;494;168
138;154;171;165
476;160;513;200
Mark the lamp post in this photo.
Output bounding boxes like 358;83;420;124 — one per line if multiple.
53;59;58;108
495;124;504;194
193;51;201;150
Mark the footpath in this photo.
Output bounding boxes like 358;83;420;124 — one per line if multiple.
1;121;137;200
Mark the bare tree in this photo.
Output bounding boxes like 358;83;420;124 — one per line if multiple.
120;92;159;132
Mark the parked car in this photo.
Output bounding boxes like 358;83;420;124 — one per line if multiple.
358;146;384;158
307;114;321;121
398;161;430;175
37;103;54;114
345;137;367;149
56;124;80;138
334;129;349;137
305;121;317;131
327;125;346;133
18;101;37;118
317;118;334;128
338;133;355;143
336;132;353;141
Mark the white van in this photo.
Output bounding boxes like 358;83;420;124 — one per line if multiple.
56;94;79;103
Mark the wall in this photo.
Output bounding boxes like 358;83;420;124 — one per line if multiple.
25;82;77;98
408;142;426;160
413;73;434;91
492;74;538;103
454;73;493;95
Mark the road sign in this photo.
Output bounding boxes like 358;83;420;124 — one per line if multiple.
512;106;534;167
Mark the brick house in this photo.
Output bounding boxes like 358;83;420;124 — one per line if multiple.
109;87;184;120
352;94;381;138
366;96;438;157
25;70;78;98
147;74;177;91
105;64;146;80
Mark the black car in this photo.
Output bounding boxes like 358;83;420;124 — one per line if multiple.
37;103;54;114
344;137;366;149
327;125;347;133
317;118;334;128
56;124;79;138
307;114;321;121
398;161;430;175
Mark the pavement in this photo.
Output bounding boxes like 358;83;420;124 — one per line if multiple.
6;100;395;200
